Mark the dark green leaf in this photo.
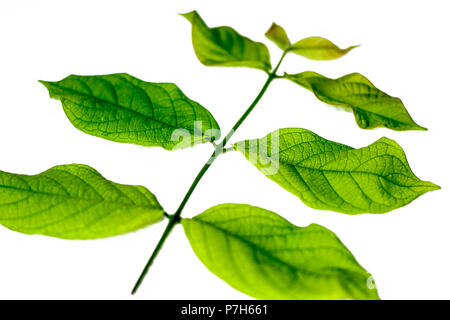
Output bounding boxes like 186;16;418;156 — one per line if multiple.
287;36;358;60
40;73;221;150
182;203;379;300
0;164;164;239
265;23;290;50
285;71;426;131
234;128;439;214
181;11;272;71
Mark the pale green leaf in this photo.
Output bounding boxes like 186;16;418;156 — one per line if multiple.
288;36;357;60
181;11;272;71
285;71;426;131
182;203;379;300
0;164;164;239
265;23;290;50
40;73;221;150
234;128;439;214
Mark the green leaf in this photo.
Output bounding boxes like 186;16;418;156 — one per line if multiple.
40;73;221;150
265;23;290;50
285;71;426;131
182;203;379;300
264;24;355;60
234;128;439;214
181;10;272;71
0;164;164;239
287;36;357;60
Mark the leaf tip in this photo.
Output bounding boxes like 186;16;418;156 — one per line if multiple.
179;10;197;22
264;22;278;36
415;124;428;131
38;80;54;93
428;182;441;191
404;121;428;131
38;79;49;86
344;44;360;55
265;22;290;51
418;180;441;195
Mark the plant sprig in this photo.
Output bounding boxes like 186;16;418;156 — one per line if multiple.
0;10;439;300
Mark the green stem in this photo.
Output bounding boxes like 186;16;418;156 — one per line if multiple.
131;215;176;294
131;52;286;295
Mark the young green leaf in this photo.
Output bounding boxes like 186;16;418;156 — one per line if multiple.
0;164;164;239
265;23;290;50
40;73;221;150
285;71;426;131
181;10;272;71
182;203;379;300
287;36;357;60
234;128;439;214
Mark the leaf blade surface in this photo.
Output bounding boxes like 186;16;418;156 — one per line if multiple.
181;11;272;71
288;36;357;60
183;203;379;299
285;71;425;131
0;164;164;239
40;73;221;150
265;23;290;50
234;128;439;214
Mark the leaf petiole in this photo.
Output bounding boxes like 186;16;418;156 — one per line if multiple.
221;147;235;154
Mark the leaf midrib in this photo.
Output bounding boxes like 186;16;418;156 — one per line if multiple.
290;74;418;128
46;81;186;131
310;83;417;127
194;19;270;70
256;138;430;189
193;217;298;272
0;183;156;209
290;162;431;189
191;216;370;300
192;217;361;277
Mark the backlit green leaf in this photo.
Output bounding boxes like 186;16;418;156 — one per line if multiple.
265;23;290;50
234;128;439;214
287;36;357;60
0;164;164;239
182;203;379;300
285;71;426;131
40;73;221;150
181;10;272;71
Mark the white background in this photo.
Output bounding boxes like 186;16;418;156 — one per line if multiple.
0;0;448;299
